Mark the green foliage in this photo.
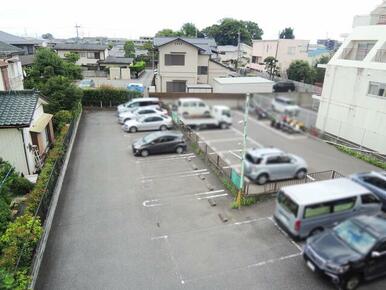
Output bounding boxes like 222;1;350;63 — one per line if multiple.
64;52;80;64
180;23;198;37
0;198;11;236
42;76;83;114
8;177;33;197
156;28;180;37
287;60;315;84
313;55;331;84
130;60;146;73
24;48;82;90
336;146;386;170
202;18;263;46
279;27;295;39
222;178;238;197
82;87;142;107
123;41;135;58
264;57;279;79
0;268;31;290
53;110;73;131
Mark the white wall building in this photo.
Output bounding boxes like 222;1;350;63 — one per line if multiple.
248;39;310;76
154;37;233;92
0;41;24;90
316;1;386;154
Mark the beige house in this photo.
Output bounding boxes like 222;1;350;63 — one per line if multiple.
54;43;109;70
248;39;310;76
0;91;55;176
154;37;233;92
0;41;24;90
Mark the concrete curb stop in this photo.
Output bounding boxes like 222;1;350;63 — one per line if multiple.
29;111;82;289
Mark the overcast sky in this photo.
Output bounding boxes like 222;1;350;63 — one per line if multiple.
0;0;382;42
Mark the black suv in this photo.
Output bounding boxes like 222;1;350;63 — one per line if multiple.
273;81;295;92
303;215;386;290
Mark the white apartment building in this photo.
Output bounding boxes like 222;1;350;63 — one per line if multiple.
248;39;310;76
53;43;109;70
0;41;24;90
217;43;252;68
316;1;386;154
154;37;233;92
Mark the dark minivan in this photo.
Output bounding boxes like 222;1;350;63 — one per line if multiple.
303;215;386;290
132;131;186;157
273;81;296;92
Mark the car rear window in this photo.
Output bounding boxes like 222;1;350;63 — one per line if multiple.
277;191;299;217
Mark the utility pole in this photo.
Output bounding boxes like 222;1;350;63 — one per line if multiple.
75;24;81;41
236;31;241;70
236;93;250;208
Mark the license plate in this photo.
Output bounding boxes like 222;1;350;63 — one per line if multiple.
307;261;316;272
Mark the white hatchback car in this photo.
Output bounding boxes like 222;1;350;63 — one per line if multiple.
118;107;168;124
271;96;300;116
177;98;211;117
122;114;173;133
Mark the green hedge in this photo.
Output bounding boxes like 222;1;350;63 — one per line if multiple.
82;87;142;107
337;145;386;170
130;61;146;73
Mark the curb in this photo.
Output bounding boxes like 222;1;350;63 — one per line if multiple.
29;111;82;289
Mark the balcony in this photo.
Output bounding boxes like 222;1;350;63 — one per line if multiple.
341;47;373;61
374;49;386;62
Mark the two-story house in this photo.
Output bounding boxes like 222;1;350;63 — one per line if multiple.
316;0;386;154
53;43;109;70
153;37;233;92
0;41;24;90
248;39;310;77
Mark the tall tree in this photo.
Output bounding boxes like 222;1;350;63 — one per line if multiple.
313;55;331;84
156;29;180;37
287;60;315;84
264;57;279;79
180;23;198;37
242;21;263;40
124;41;136;58
279;27;295;39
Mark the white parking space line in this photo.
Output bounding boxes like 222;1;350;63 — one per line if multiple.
141;169;208;180
229;151;242;160
196;193;228;200
200;137;242;144
230;127;263;148
135;153;195;163
268;217;303;252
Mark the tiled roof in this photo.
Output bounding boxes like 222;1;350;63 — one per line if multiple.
0;41;23;57
0;90;38;128
0;31;38;45
153;37;217;55
99;56;133;64
54;43;108;51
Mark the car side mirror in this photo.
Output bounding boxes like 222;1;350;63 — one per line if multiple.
371;251;382;258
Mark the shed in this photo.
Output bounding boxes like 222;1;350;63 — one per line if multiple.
212;77;274;94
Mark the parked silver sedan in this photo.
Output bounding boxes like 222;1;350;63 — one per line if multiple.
122;114;173;133
244;148;308;185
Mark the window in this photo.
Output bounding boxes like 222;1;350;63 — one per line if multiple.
368;82;386;98
361;194;381;205
363;176;386;190
165;54;185;66
333;197;356;213
278;156;291;164
287;47;296;55
79;52;86;58
87;52;95;59
197;66;208;75
304;203;331;218
277;191;299;217
245;154;262;165
266;156;281;165
95;52;100;59
198;102;206;107
166;81;186;92
251;56;258;64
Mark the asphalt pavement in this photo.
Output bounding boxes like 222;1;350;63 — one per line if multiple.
35;111;385;290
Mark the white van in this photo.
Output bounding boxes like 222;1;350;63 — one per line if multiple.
177;98;211;117
117;97;160;114
274;178;382;239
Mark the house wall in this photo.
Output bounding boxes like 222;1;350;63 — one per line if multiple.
0;128;30;175
316;25;386;154
197;55;209;84
0;57;24;90
57;49;108;66
208;61;231;86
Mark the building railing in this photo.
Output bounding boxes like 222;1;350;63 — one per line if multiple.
374;49;386;63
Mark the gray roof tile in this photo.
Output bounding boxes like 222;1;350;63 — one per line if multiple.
54;43;108;51
0;41;24;57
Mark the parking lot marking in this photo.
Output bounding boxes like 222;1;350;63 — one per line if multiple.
141;169;208;180
268;217;303;252
135;153;195;163
196;193;228;200
222;164;241;169
230;127;263;148
202;137;243;144
233;217;268;225
247;252;301;268
194;189;225;196
229;150;242;160
142;199;162;208
151;235;168;240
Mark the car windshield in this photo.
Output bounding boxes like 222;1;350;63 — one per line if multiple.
334;220;377;255
284;100;295;105
222;110;231;117
142;133;161;144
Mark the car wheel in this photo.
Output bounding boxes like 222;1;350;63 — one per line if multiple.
295;169;307;179
309;227;324;237
256;174;269;185
140;150;149;157
176;146;184;154
342;275;361;290
129;126;137;133
160;125;167;131
220;122;228;129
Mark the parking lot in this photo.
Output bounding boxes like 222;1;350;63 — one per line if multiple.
36;110;385;290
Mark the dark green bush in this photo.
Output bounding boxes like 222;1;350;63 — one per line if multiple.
53;110;72;131
0;198;11;236
8;177;33;197
82;87;142;107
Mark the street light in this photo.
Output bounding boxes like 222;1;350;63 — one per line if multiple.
236;93;250;208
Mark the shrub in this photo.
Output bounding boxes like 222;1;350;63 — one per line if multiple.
8;177;33;197
0;268;30;290
336;145;386;170
53;110;72;131
82;87;142;107
0;198;11;236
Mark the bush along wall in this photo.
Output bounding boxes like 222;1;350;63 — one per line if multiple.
0;105;81;289
82;87;142;107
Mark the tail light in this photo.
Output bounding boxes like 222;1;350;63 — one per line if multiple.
294;220;301;232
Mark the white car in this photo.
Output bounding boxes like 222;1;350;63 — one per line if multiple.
177;98;211;117
118;107;168;124
117;97;160;114
271;96;300;116
122;114;173;133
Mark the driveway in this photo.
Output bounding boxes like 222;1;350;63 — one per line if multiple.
36;111;385;290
